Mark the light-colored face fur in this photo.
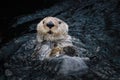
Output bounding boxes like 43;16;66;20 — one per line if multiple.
37;17;69;42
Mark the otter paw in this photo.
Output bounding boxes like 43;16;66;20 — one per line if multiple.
49;47;63;57
63;46;79;56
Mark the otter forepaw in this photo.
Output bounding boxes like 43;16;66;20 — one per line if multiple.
49;47;63;57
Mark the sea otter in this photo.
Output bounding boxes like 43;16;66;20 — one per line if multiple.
32;17;78;60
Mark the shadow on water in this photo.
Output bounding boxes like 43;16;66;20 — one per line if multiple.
0;0;63;47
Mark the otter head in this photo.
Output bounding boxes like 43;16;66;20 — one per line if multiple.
37;17;69;42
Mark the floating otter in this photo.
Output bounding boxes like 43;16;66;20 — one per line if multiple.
32;17;78;60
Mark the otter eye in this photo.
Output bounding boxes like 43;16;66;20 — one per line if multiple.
58;21;62;24
43;21;45;24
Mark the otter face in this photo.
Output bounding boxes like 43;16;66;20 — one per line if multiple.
37;17;69;42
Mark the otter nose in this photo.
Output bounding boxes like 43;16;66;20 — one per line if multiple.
46;21;54;28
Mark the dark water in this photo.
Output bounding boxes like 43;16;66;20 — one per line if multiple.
0;0;62;46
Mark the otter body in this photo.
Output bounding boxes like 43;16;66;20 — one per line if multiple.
32;17;78;60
